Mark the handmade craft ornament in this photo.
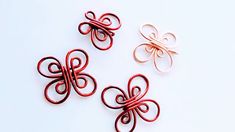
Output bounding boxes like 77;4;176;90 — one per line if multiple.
78;11;121;50
101;74;160;132
133;24;177;72
37;49;97;104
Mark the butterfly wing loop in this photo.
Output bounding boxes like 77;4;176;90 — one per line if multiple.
37;56;71;104
65;49;97;97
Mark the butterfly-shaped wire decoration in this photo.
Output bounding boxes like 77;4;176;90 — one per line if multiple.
78;11;121;51
37;49;97;104
133;24;177;72
101;74;160;132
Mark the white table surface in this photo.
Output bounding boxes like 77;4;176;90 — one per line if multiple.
0;0;235;132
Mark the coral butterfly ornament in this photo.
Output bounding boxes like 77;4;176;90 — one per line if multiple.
37;49;97;104
78;11;121;51
134;24;178;72
101;74;160;132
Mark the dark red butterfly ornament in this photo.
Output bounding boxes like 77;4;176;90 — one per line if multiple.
37;49;97;104
78;11;121;50
101;74;160;132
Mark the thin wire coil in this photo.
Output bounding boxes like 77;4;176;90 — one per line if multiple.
101;74;160;132
78;11;121;50
37;49;97;104
133;24;177;72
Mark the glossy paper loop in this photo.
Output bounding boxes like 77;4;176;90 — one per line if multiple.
37;49;97;104
134;24;177;72
78;11;121;50
101;74;160;132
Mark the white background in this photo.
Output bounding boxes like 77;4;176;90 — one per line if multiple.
0;0;235;132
